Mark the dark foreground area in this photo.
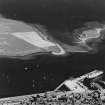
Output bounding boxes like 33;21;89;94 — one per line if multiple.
0;52;105;98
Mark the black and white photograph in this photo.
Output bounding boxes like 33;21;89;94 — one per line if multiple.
0;0;105;105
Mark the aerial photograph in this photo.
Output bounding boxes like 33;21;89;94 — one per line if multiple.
0;0;105;104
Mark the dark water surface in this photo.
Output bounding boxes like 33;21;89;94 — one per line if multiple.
0;0;105;98
0;52;105;98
